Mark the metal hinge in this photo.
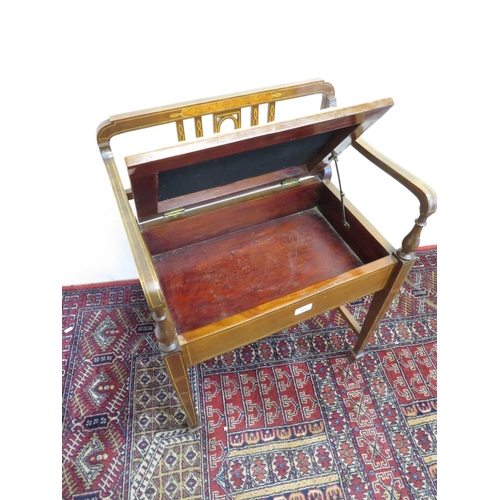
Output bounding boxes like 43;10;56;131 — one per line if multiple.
162;207;186;221
280;177;301;189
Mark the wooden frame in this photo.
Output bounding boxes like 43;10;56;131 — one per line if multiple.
96;80;436;430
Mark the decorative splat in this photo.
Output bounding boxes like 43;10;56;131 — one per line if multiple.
213;109;242;133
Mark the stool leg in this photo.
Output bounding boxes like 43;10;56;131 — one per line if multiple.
163;351;201;430
349;257;415;361
349;288;398;361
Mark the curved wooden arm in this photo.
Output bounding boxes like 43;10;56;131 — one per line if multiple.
352;137;437;260
98;141;179;350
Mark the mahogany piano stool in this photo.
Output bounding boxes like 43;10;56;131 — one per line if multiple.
97;80;437;430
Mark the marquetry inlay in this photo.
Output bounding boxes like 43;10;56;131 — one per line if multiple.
213;109;242;133
176;121;186;141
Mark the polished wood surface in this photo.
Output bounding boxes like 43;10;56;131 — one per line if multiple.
154;209;362;333
96;80;437;429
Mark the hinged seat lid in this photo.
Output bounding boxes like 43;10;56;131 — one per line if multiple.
125;98;393;220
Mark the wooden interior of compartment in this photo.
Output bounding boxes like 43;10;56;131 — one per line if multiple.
317;182;394;263
153;208;366;334
142;182;319;254
142;181;392;262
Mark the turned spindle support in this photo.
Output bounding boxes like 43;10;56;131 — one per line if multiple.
398;214;430;261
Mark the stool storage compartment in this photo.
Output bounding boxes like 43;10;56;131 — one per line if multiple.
97;80;436;429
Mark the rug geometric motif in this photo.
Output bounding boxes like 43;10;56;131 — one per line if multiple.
62;247;437;499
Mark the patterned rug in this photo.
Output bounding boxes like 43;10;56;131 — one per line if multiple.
62;247;437;500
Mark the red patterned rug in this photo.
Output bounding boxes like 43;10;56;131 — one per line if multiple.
62;247;437;500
